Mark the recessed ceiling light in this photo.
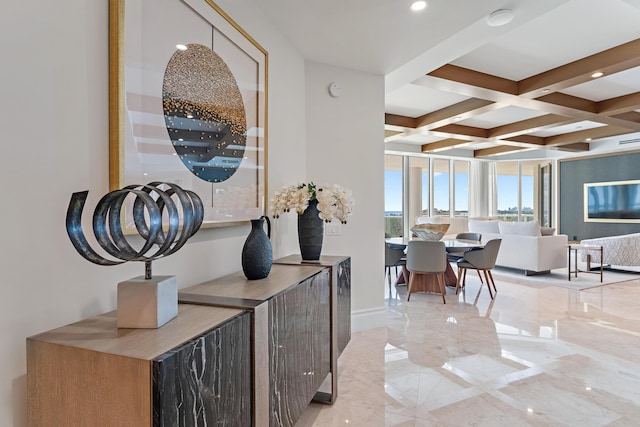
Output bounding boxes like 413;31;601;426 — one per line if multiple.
585;138;592;142
542;89;550;93
176;44;188;50
591;71;604;78
454;116;463;121
411;1;427;12
487;9;513;27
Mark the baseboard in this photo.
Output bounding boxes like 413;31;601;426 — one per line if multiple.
351;306;388;332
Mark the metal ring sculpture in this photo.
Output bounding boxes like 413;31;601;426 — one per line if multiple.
66;182;204;278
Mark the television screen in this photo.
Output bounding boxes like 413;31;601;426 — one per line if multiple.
584;180;640;222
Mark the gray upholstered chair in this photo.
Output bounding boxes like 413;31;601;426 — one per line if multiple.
456;239;502;299
448;232;484;282
406;240;447;303
385;243;407;288
455;232;482;242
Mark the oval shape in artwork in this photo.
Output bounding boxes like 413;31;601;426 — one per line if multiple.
162;43;247;183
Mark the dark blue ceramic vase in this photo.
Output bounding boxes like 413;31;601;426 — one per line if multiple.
298;199;324;261
242;215;272;280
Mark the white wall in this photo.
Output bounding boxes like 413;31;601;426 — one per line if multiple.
0;0;333;424
304;62;386;318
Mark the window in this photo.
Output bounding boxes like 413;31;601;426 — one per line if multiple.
496;160;546;222
384;154;403;237
454;161;469;216
496;162;519;221
433;159;450;216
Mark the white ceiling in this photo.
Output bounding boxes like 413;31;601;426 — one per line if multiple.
254;0;640;158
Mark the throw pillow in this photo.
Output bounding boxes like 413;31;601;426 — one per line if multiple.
498;220;542;236
540;227;556;236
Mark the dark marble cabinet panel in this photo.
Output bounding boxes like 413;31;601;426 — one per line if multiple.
153;312;252;427
269;268;331;427
336;257;351;356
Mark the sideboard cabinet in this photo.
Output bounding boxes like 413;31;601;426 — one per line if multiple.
27;304;251;426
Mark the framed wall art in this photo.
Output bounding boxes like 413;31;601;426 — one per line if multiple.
110;0;268;228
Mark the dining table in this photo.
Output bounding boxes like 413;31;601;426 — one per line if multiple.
385;237;484;292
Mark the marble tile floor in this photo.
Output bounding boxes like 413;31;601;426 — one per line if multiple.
296;270;640;426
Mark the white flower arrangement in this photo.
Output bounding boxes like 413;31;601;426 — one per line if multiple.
270;182;355;223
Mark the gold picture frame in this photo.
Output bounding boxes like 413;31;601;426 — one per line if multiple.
109;0;268;228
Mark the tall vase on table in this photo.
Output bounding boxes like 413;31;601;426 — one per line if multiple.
298;199;324;261
242;215;272;279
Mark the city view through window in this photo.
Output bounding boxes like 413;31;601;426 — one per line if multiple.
385;155;542;237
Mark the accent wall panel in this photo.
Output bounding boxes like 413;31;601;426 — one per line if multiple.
559;151;640;241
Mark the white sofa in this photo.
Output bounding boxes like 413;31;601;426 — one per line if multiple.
579;233;640;267
416;216;568;275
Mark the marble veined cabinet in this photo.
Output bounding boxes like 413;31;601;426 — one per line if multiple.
179;263;338;427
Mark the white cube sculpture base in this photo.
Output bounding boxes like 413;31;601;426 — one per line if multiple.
117;275;178;329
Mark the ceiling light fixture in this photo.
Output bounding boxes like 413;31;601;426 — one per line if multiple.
591;71;604;78
585;138;592;142
487;9;514;27
410;1;427;12
176;44;188;50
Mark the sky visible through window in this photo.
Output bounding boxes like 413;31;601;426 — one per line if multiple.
384;171;533;213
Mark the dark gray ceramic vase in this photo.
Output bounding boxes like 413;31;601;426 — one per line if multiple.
298;199;324;261
242;216;272;280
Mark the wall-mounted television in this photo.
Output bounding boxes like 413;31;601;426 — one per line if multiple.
584;180;640;223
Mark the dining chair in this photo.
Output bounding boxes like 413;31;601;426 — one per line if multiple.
455;232;482;242
385;243;407;289
406;240;447;303
456;239;502;299
447;232;484;282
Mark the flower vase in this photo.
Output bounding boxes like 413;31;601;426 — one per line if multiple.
298;199;324;260
242;216;272;280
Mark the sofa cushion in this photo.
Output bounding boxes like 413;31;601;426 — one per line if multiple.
498;220;542;236
468;219;500;234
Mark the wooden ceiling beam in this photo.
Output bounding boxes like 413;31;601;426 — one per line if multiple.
518;37;640;96
421;138;470;152
535;93;597;113
503;135;546;146
417;74;640;131
431;124;488;139
474;145;527;158
414;98;496;129
488;114;577;139
598;92;640;116
551;142;591;152
544;125;633;146
385;113;416;128
612;111;640;123
429;64;518;95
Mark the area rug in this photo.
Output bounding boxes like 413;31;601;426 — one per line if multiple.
488;265;640;291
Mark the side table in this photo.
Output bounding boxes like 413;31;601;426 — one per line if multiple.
567;244;603;282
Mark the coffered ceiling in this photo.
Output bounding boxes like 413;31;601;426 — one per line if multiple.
255;0;640;158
